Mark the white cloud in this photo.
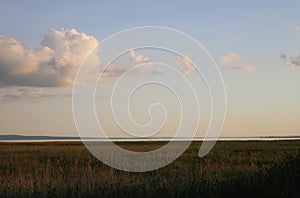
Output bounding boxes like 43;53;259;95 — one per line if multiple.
220;52;241;67
294;25;300;32
0;30;179;86
0;28;99;87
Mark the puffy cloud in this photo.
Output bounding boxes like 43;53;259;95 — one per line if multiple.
232;65;256;72
281;53;300;69
220;52;256;72
220;52;241;67
0;28;99;87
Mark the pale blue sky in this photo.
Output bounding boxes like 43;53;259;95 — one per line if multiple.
0;1;299;137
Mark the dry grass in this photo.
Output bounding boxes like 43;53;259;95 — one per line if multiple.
0;141;299;197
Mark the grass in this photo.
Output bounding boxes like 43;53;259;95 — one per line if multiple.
0;141;299;197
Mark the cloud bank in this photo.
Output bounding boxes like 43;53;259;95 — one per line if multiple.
0;28;98;87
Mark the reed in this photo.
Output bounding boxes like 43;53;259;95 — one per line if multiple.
0;141;299;197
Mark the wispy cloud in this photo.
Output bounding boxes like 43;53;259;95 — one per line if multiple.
0;28;99;87
232;65;256;72
220;52;241;67
220;52;256;72
0;87;71;102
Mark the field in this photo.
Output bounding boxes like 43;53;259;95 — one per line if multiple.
0;141;299;197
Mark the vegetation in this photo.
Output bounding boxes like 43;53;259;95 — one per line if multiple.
0;141;299;197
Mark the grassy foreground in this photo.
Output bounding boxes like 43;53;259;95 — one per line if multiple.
0;141;299;197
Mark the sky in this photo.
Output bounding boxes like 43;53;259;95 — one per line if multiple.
0;0;299;137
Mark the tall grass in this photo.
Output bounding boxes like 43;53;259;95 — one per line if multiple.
0;141;299;197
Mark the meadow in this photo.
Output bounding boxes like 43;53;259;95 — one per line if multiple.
0;141;299;197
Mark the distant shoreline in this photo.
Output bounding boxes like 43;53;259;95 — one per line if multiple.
0;134;300;142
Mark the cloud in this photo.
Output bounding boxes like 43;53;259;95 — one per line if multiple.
0;87;70;102
280;53;287;60
220;52;256;72
100;63;166;80
129;49;150;64
281;53;300;69
181;56;195;75
174;55;195;75
232;65;256;72
0;28;99;87
99;49;166;80
129;49;166;74
220;52;241;67
294;25;300;32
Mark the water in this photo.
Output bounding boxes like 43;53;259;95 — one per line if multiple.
1;136;300;142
